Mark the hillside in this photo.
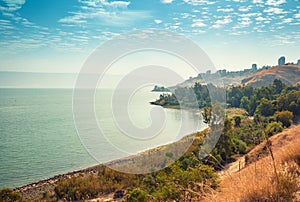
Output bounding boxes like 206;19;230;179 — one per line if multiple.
171;67;261;89
242;65;300;88
204;124;300;201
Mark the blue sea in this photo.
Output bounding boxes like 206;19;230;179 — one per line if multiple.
0;88;206;188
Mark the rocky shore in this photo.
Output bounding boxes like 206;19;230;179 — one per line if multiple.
14;165;101;200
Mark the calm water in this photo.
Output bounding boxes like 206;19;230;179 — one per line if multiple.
0;88;206;188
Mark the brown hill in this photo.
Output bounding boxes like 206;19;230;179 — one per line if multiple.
242;65;300;88
204;124;300;201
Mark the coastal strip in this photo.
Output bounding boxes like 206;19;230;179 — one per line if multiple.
13;129;207;200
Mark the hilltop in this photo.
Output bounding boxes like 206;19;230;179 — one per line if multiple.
242;65;300;88
167;62;300;89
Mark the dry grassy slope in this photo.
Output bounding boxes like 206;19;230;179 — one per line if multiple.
242;65;300;88
204;124;300;202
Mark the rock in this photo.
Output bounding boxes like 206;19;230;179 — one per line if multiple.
113;189;125;199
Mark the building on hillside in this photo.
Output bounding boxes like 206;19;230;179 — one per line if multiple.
297;59;300;66
278;56;285;66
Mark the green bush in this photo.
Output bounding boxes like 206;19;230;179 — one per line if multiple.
266;122;283;136
126;188;148;202
274;110;293;128
0;188;24;202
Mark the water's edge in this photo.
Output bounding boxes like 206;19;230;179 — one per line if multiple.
14;127;209;199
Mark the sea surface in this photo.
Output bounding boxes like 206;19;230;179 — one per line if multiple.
0;88;206;188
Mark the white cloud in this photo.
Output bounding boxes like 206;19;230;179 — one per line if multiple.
239;17;252;26
154;19;162;24
253;0;263;3
181;13;193;19
109;1;131;9
59;0;152;27
58;14;87;24
282;18;292;23
59;8;151;27
264;7;286;14
79;0;131;9
183;0;216;6
0;0;25;11
212;16;232;28
217;8;234;12
191;19;207;27
266;0;286;6
256;16;269;21
161;0;174;3
295;13;300;18
238;7;250;12
240;12;260;17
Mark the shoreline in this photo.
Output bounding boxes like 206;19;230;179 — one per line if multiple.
13;128;209;200
150;102;205;113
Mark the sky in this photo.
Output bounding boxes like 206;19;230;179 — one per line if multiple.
0;0;300;74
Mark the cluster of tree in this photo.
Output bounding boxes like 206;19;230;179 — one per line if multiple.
227;79;300;118
152;83;225;109
125;157;217;201
200;80;300;168
154;79;299;127
152;85;170;92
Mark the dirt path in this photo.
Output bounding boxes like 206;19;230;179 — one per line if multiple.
218;157;245;179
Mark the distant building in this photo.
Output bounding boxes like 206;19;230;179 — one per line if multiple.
278;56;285;66
297;59;300;66
252;64;257;70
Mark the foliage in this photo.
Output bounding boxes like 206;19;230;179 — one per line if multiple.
125;188;148;202
155;79;300;122
152;83;216;109
126;161;218;201
234;116;241;127
266;122;283;136
274;111;293;128
152;85;170;92
255;98;275;117
0;188;24;202
55;167;139;200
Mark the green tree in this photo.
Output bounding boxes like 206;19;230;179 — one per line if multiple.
271;79;285;94
214;117;234;164
249;95;258;116
274;111;293;128
256;98;274;117
240;96;250;111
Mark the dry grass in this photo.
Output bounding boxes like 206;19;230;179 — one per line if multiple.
204;125;300;202
243;65;300;87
